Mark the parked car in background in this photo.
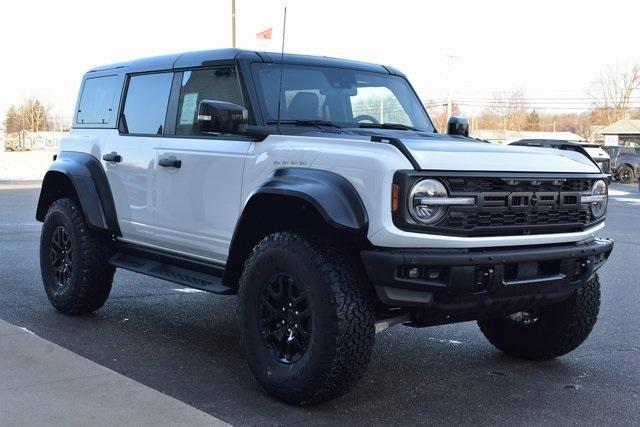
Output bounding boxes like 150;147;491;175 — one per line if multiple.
602;146;640;183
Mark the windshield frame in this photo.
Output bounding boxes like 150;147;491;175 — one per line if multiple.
249;61;436;133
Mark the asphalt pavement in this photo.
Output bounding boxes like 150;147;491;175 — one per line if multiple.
0;181;638;426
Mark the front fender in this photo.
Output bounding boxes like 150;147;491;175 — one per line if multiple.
251;168;368;232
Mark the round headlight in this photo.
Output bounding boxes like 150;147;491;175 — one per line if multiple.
408;179;448;224
590;179;608;218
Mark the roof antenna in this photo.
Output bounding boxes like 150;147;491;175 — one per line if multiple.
275;6;287;134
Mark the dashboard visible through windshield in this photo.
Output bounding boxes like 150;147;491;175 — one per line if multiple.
251;63;435;132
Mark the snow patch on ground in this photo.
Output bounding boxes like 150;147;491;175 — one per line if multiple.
18;326;35;335
609;189;630;196
612;197;640;205
0;150;56;181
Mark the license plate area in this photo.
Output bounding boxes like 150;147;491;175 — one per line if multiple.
503;259;563;284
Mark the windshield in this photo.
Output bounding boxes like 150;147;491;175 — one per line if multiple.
252;63;434;131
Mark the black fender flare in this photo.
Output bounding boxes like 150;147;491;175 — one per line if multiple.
222;168;368;286
35;151;120;235
250;168;368;232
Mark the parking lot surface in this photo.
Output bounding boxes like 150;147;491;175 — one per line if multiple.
0;181;638;425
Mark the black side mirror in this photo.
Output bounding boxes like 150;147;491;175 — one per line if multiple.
197;100;248;134
447;116;469;137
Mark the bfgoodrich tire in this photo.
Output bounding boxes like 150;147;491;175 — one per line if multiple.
40;198;115;315
478;274;601;360
237;232;376;405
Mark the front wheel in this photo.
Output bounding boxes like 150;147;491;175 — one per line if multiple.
478;274;601;360
237;232;375;405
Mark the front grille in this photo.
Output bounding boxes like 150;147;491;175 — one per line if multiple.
435;177;597;236
444;177;593;193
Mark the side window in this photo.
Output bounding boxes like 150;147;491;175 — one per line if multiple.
121;73;173;135
175;67;243;136
77;75;118;125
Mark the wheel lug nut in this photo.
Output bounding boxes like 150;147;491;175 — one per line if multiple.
281;320;285;325
289;303;292;307
282;307;286;312
295;311;298;315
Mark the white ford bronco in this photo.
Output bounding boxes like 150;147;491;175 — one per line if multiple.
37;49;614;404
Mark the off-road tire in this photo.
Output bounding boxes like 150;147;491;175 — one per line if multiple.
237;232;376;405
618;165;635;183
478;274;600;360
40;198;115;314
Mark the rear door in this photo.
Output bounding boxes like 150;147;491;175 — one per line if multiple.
155;67;252;263
102;72;173;247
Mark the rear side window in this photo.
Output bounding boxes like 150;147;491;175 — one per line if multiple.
175;67;243;136
121;73;173;135
77;75;118;125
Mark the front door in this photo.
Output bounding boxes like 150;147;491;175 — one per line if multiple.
102;71;173;247
154;67;251;263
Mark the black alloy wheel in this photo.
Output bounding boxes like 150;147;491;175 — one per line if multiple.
50;225;73;293
259;273;312;364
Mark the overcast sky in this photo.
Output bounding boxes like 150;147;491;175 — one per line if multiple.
2;0;639;120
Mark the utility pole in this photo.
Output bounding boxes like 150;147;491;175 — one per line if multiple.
231;0;237;48
445;54;461;120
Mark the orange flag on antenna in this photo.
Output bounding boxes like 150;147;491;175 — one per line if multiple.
256;28;273;39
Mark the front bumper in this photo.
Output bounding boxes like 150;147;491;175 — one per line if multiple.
361;238;613;310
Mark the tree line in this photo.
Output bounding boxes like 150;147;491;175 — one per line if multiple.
428;63;640;139
3;98;54;133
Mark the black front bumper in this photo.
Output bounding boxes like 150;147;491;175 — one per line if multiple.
361;238;614;310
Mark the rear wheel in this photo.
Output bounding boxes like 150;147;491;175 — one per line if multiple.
618;165;635;183
478;274;600;360
40;198;115;314
237;232;375;404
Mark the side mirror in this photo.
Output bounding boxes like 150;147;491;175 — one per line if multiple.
447;116;469;137
197;100;248;134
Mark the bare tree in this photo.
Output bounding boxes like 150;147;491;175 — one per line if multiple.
483;89;528;131
589;64;640;125
3;97;52;133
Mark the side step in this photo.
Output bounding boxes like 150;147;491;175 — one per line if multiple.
109;253;235;295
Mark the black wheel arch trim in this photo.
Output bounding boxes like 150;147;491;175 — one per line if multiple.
222;167;369;287
36;151;121;235
251;168;369;232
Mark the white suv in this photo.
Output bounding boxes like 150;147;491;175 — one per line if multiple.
36;49;613;404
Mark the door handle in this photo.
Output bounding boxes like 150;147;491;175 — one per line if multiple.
102;151;122;163
159;156;182;169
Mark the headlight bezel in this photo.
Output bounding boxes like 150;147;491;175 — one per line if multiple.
584;179;608;219
407;179;449;225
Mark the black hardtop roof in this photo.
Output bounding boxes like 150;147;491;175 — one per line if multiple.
87;48;403;76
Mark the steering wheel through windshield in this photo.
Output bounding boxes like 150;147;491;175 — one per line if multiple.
354;114;379;124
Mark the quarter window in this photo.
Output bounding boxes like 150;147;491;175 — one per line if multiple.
175;67;243;136
77;75;119;125
121;73;173;135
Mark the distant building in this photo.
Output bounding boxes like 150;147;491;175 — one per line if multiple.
471;130;585;145
599;119;640;147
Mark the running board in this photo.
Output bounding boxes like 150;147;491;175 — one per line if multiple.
109;253;235;295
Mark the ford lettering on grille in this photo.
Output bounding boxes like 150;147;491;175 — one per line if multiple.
479;191;581;210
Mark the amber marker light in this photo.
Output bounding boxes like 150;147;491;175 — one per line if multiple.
392;183;399;212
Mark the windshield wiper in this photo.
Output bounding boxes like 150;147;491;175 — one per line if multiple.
358;122;421;131
266;119;343;128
